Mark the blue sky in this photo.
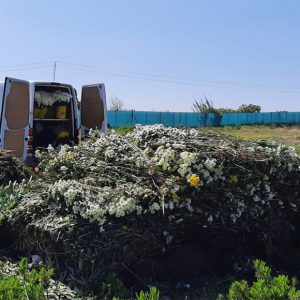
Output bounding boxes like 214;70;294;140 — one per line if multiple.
0;0;300;112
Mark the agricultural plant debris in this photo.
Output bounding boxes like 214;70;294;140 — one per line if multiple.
0;151;29;185
1;125;300;295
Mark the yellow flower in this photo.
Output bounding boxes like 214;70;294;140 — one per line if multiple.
187;174;200;187
229;175;238;184
57;130;70;139
65;153;74;161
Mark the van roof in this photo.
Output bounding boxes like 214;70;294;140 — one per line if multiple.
0;80;73;86
29;80;74;87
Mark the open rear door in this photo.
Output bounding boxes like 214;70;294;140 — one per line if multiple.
80;84;108;137
0;77;30;159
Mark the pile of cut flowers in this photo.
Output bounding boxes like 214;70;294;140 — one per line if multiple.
1;125;300;295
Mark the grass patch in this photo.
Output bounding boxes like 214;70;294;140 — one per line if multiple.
199;125;300;154
113;126;134;135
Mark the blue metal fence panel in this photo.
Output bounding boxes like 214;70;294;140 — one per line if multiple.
226;113;235;125
186;113;198;127
172;113;182;126
238;113;247;125
246;113;255;124
107;111;300;128
133;111;146;125
220;114;228;126
161;112;174;126
287;112;294;123
255;113;264;124
198;113;206;126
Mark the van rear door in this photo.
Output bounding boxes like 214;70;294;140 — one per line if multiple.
0;77;30;159
80;84;108;136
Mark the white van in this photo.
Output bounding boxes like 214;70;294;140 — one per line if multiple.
0;77;108;161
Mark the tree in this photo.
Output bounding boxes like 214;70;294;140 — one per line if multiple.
192;97;218;113
192;98;261;114
192;98;234;113
238;104;261;113
109;97;124;111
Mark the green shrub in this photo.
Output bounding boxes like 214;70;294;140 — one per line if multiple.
135;286;160;300
101;272;129;299
0;258;54;300
112;286;160;300
218;260;300;300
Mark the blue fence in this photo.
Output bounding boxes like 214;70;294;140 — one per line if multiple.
107;111;300;127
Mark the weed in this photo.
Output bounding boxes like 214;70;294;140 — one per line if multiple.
0;258;54;300
218;260;300;300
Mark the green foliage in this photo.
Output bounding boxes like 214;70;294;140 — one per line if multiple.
114;125;135;135
294;143;300;155
218;260;300;300
112;286;160;300
238;104;261;113
135;286;160;300
192;98;261;114
101;272;129;299
0;258;54;300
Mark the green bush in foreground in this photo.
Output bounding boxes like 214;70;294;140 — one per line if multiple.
112;286;160;300
218;260;300;300
135;287;160;300
0;258;53;300
101;272;129;299
0;259;160;300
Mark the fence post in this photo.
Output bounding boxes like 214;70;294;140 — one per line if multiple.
131;110;134;125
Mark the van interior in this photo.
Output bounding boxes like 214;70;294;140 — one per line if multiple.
33;85;77;151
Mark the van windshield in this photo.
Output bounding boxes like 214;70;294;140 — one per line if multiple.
33;85;75;150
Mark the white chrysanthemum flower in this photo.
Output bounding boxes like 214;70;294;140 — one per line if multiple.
204;158;217;171
149;202;161;214
254;195;260;202
64;189;77;203
105;148;115;158
60;166;68;172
